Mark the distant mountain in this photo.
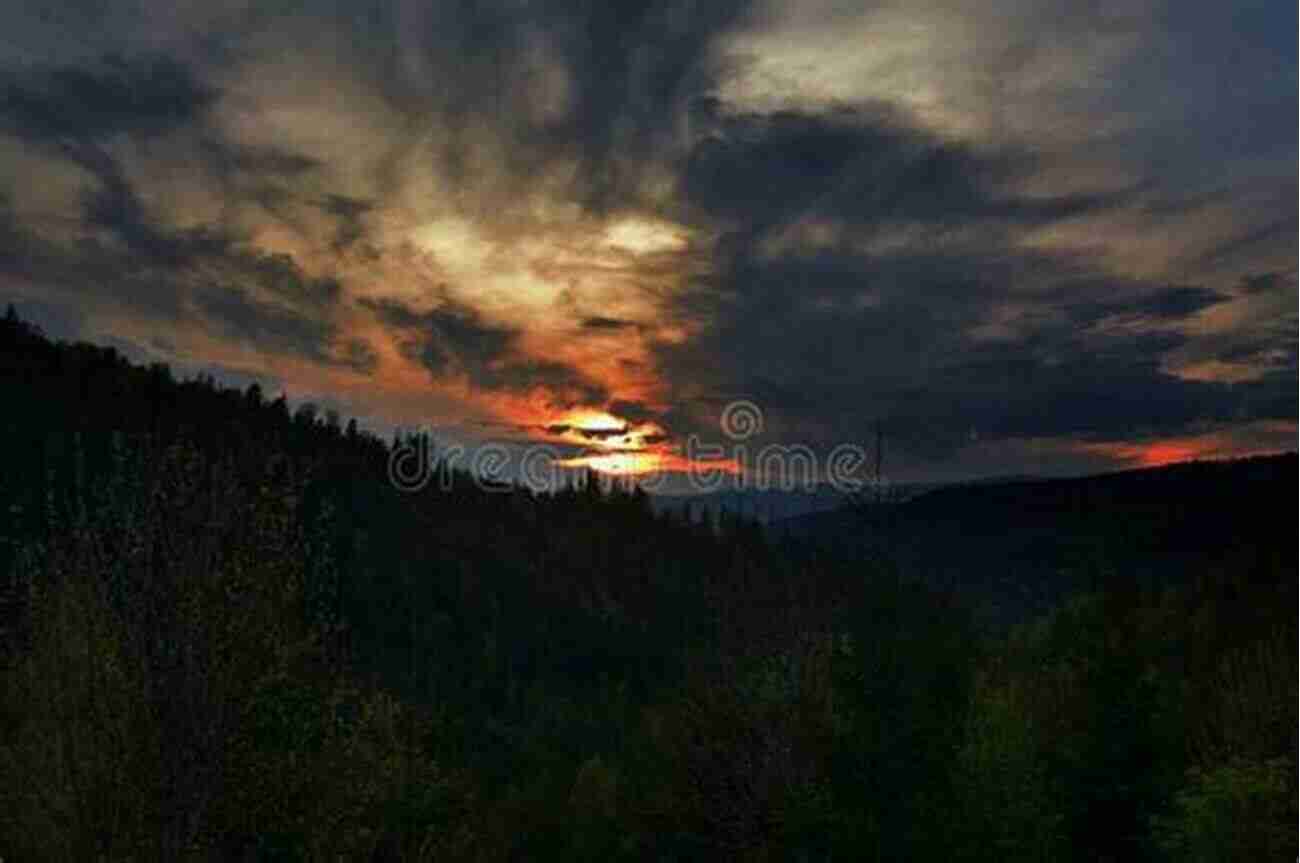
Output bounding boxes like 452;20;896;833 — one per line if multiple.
943;472;1044;488
649;487;844;523
779;454;1297;625
648;481;942;524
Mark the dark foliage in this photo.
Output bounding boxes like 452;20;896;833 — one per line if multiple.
0;307;1294;861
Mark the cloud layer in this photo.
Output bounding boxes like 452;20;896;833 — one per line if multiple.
0;0;1294;479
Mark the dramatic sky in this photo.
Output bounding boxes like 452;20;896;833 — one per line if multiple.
1;0;1295;484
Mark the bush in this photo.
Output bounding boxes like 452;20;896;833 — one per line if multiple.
1151;757;1296;863
950;678;1064;862
0;441;475;862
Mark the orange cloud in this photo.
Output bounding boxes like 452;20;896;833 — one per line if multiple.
543;407;743;477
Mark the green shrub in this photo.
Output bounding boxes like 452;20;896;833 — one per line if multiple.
950;678;1064;862
1151;757;1296;863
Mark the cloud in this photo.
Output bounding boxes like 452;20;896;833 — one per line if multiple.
201;139;321;178
654;236;1294;461
574;425;628;441
0;138;360;379
0;1;1292;478
681;102;1126;233
607;399;661;425
78;147;234;268
1124;286;1229;320
646;103;1294;462
1;53;214;141
2;54;233;269
362;294;608;407
312;0;759;213
193;283;369;372
580;315;637;331
320;194;373;252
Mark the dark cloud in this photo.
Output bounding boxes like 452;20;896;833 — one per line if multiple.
635;98;1293;465
371;0;754;209
1198;215;1297;270
201;140;321;178
1239;272;1294;297
1060;284;1230;328
1;51;344;286
0;50;364;372
0;193;184;321
358;296;428;330
0;144;360;372
194;283;367;372
890;342;1235;448
651;183;1292;462
76;145;234;268
320;195;373;252
526;0;753;207
607;399;660;425
1191;185;1299;273
1173;272;1298;377
575;425;628;440
363;294;514;376
489;359;608;406
363;295;607;406
338;338;379;375
0;53;214;141
1125;286;1229;320
237;252;342;310
0;2;1292;477
580;315;636;331
680;105;1125;232
195;136;325;226
2;54;239;273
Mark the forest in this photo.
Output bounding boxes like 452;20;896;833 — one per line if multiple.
1;306;1295;862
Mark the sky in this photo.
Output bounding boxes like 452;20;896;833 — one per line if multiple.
0;0;1295;485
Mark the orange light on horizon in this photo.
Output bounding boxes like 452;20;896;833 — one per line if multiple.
1075;431;1293;470
1131;441;1210;467
555;450;743;477
554;451;661;475
1078;439;1217;468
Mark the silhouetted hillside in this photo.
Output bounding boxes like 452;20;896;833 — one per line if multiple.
1;310;1294;862
782;454;1296;623
0;306;784;686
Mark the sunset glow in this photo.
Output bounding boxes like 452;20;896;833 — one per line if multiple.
0;1;1291;483
1076;424;1297;470
555;450;743;478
